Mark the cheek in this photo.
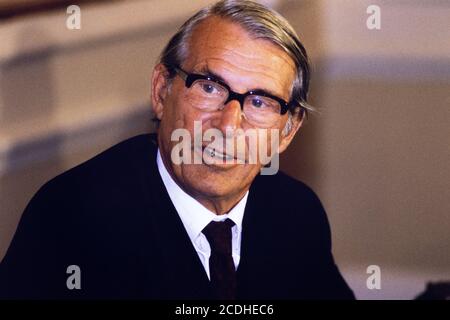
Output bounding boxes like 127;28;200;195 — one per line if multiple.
160;94;213;150
181;110;217;138
162;92;194;131
256;125;283;154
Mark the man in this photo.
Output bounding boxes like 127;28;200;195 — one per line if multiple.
0;0;354;299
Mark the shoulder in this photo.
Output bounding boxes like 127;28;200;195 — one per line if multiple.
12;133;158;254
252;170;323;209
59;133;156;182
250;171;331;247
38;134;156;196
24;133;158;221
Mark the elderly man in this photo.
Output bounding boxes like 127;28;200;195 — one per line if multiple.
0;0;354;299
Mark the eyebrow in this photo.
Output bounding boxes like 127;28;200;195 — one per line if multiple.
196;65;287;100
197;65;227;83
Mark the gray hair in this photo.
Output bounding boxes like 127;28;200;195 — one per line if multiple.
158;0;313;118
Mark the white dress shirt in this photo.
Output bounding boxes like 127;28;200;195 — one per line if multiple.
156;149;249;280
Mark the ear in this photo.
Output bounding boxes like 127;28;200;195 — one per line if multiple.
151;63;171;120
277;110;304;154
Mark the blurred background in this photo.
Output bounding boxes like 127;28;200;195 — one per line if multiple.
0;0;449;299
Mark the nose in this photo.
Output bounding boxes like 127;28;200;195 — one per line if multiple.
214;100;243;134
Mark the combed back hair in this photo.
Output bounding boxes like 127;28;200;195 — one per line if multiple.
158;0;313;117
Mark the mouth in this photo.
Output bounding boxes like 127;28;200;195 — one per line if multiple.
190;144;249;166
203;145;236;161
202;146;238;163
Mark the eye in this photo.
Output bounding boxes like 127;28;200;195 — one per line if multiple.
251;97;265;108
202;83;216;94
247;96;281;114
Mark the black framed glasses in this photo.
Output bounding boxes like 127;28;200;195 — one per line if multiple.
173;66;295;128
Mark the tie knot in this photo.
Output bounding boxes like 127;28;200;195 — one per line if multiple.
202;218;235;254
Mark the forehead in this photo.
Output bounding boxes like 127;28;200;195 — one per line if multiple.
183;16;296;98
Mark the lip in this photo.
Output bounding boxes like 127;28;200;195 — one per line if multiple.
193;145;247;166
203;145;236;161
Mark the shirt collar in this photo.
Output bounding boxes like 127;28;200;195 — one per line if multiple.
156;149;248;241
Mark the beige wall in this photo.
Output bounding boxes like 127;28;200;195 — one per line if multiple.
0;0;449;299
0;0;216;262
279;0;450;299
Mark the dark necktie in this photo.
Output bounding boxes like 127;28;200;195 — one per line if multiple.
202;218;236;300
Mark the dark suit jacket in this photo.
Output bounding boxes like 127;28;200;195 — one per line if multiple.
0;134;354;299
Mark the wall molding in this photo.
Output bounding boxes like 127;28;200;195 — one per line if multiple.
315;55;450;82
0;103;153;176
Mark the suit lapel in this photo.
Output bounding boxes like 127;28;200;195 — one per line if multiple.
139;138;211;299
236;178;268;298
236;175;289;299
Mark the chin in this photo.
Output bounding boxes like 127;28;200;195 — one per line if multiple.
189;176;236;198
181;164;244;198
